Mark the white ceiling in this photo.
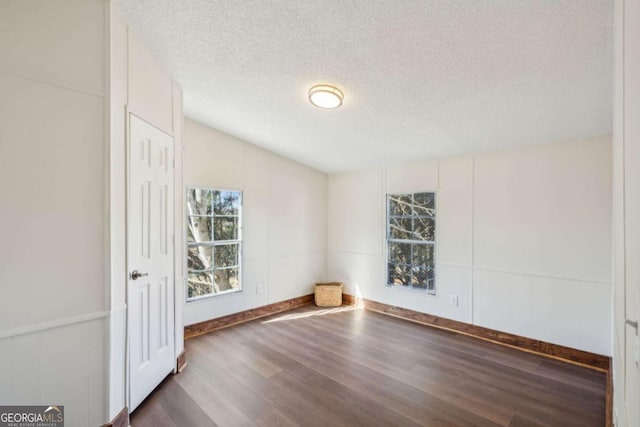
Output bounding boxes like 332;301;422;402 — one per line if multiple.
114;1;613;174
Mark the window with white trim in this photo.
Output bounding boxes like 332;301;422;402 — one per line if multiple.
186;188;242;300
386;192;436;294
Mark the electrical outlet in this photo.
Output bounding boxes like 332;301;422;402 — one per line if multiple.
256;284;264;295
449;295;459;307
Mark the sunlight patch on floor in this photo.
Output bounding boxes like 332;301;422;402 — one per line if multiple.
261;302;364;324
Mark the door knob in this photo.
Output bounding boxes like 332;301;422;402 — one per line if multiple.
130;270;149;280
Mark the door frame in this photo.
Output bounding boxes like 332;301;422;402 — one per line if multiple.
124;111;177;411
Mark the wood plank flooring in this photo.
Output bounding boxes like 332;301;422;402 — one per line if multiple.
131;305;606;427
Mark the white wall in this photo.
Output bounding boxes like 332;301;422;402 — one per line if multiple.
108;7;184;420
328;137;612;355
0;0;108;425
108;7;128;419
183;119;327;326
0;1;184;424
0;2;618;425
613;0;640;425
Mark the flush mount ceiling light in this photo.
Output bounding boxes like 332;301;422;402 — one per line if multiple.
308;84;344;109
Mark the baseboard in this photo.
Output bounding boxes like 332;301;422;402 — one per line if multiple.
355;296;609;372
184;294;314;339
342;293;357;305
177;349;187;372
606;358;613;427
101;407;128;427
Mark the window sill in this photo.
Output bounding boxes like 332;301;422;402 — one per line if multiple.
385;283;436;296
186;288;243;304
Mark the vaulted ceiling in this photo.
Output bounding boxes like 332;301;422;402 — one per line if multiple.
115;1;612;173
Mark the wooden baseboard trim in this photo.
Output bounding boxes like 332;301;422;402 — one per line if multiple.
341;293;357;305
184;294;314;339
177;349;187;372
101;407;128;427
355;296;609;372
606;358;613;427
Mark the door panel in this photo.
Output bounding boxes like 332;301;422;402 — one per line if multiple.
623;0;640;423
128;114;175;411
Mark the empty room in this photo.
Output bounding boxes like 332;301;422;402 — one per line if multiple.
0;0;639;426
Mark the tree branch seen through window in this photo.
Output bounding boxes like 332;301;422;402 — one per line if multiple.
387;192;435;293
186;188;242;300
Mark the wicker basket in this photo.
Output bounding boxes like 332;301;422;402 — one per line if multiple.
314;282;343;307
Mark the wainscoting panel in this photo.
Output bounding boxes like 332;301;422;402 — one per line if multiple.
0;315;108;426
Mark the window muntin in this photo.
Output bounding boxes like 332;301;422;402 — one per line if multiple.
386;192;436;294
186;188;242;300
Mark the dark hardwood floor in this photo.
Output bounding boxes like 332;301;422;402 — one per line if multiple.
131;305;606;427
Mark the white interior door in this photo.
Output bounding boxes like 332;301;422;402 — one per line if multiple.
623;137;640;424
127;114;175;411
623;0;640;422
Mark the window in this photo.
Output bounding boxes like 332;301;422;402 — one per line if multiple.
386;192;436;294
186;188;242;300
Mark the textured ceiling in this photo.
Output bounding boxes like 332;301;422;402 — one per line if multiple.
114;0;613;173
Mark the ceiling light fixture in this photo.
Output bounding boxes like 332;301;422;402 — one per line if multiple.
308;84;344;109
